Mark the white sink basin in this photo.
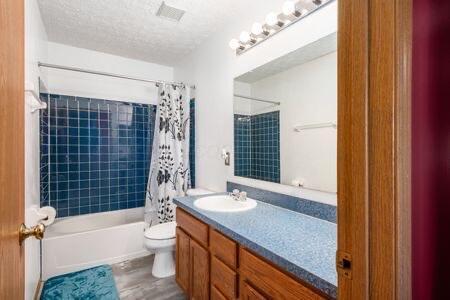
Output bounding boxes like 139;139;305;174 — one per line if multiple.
193;195;257;212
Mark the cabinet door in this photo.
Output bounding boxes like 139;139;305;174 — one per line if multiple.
176;227;190;293
190;238;210;300
241;280;269;300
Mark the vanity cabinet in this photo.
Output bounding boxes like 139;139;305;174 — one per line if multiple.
240;280;268;300
190;239;210;299
176;207;329;300
176;208;210;299
175;227;190;293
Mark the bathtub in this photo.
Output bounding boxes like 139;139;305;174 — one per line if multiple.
42;207;148;280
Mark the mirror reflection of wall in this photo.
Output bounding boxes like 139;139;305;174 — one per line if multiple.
233;33;337;193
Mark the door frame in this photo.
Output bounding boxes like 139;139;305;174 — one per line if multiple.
338;0;412;298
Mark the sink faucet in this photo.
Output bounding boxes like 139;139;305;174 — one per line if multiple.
230;189;247;202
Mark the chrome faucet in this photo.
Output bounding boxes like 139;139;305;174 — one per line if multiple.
230;189;247;202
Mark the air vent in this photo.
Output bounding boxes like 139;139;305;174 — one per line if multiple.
156;2;185;22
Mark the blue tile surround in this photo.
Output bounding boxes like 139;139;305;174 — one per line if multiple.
40;94;156;218
174;194;337;298
189;99;195;188
234;115;251;178
234;111;280;183
227;182;337;223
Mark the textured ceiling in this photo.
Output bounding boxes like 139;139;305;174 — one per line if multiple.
38;0;254;66
235;32;337;83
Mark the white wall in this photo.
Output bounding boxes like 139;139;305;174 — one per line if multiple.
250;52;337;192
174;1;337;205
43;42;174;104
24;0;48;298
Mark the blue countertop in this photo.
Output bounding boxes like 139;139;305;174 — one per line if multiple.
174;194;337;298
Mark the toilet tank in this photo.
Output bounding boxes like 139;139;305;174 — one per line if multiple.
186;188;213;196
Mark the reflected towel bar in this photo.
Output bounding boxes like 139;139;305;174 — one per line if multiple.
294;122;337;131
234;94;280;105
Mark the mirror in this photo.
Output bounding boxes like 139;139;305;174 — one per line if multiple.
233;33;337;193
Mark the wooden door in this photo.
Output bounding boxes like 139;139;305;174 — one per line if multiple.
0;0;25;299
241;280;268;300
190;239;209;300
338;0;412;298
176;227;190;294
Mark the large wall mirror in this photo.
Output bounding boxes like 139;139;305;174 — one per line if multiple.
233;33;337;193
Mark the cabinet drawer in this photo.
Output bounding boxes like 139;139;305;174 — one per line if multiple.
240;248;326;300
241;279;269;300
211;256;237;299
210;228;238;269
176;207;209;247
211;286;228;300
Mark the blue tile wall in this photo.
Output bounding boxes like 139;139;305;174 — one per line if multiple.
189;99;196;188
234;115;252;178
40;94;156;218
234;111;280;183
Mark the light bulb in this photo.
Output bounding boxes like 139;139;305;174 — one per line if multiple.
251;22;263;35
229;39;240;50
265;12;279;26
282;1;296;16
239;31;251;43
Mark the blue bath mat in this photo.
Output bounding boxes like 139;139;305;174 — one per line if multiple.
40;265;119;300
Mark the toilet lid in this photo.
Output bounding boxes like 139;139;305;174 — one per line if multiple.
144;221;177;240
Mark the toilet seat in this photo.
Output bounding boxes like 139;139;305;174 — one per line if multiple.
144;221;176;240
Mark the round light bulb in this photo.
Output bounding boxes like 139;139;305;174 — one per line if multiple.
251;22;263;35
282;1;296;16
265;12;279;26
229;39;240;50
239;31;251;43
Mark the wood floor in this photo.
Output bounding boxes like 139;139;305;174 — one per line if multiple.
111;255;185;300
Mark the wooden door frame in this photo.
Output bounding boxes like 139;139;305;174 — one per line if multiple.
338;0;412;298
0;0;25;299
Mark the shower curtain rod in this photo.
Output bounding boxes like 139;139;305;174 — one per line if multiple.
233;94;280;105
38;62;196;89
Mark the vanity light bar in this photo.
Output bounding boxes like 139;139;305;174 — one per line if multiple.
229;0;335;55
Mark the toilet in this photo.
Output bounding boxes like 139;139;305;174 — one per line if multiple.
144;188;212;278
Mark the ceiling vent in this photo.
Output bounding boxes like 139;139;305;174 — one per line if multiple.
156;2;185;22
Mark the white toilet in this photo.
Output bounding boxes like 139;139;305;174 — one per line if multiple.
144;188;212;278
144;221;177;278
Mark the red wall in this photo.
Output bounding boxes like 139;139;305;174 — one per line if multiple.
412;0;450;298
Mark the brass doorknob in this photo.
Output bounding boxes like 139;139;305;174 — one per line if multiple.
19;223;45;245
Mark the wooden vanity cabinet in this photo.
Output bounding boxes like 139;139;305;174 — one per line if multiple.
176;208;329;300
240;280;269;300
239;248;326;300
176;207;210;299
175;227;191;293
190;239;210;299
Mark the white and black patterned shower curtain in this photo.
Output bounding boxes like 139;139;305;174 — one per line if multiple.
145;84;190;224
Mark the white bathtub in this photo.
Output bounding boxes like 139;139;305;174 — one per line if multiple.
42;207;148;279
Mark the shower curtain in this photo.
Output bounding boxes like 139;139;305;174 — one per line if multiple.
145;84;190;224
